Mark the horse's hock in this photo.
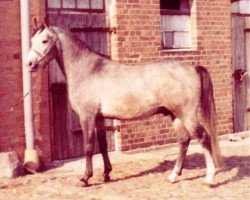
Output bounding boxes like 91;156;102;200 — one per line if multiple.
0;151;24;178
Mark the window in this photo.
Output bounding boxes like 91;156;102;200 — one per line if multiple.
47;0;105;12
231;0;250;14
160;0;191;49
160;0;181;10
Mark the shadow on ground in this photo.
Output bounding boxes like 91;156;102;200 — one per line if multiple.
38;149;250;188
100;153;250;187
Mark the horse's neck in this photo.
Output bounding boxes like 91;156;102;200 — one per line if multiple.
55;47;66;78
57;32;96;93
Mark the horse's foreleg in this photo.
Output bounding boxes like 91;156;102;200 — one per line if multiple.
97;130;112;182
168;118;191;183
80;117;96;186
96;116;112;182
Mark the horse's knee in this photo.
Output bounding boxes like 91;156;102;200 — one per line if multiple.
85;144;94;157
195;125;212;151
179;136;191;149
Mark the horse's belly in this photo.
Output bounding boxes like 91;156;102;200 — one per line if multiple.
101;106;158;120
100;93;159;120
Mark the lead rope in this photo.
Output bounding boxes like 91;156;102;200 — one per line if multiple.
9;41;56;112
10;91;30;112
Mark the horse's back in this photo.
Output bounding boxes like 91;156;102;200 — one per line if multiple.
144;61;201;105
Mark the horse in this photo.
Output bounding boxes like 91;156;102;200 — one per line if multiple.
26;22;222;186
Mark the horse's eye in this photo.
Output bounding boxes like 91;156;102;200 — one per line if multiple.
42;40;48;44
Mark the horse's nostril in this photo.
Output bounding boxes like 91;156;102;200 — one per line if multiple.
29;62;33;67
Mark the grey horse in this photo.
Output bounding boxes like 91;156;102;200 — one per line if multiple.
26;22;222;186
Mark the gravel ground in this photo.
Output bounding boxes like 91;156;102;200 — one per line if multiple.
0;135;249;200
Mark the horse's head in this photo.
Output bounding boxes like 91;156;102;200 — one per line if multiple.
26;21;58;72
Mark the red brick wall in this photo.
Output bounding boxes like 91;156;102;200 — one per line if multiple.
110;0;233;151
0;0;25;157
111;0;161;63
30;1;52;164
0;0;51;163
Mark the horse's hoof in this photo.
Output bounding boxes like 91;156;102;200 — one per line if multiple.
104;175;111;182
76;180;89;187
167;174;177;183
203;181;216;188
80;178;89;187
76;180;86;187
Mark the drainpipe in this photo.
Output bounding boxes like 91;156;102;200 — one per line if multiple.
20;0;39;172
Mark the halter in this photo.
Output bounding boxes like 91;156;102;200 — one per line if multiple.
31;40;56;60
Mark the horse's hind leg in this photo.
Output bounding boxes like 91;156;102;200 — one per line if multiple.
184;119;216;185
168;118;191;183
96;117;112;182
196;125;216;185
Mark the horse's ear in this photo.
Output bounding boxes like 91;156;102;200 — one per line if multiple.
50;32;58;42
32;17;39;35
33;17;38;29
44;17;49;27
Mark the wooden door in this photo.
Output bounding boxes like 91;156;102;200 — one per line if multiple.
51;83;84;159
47;0;115;160
231;15;249;132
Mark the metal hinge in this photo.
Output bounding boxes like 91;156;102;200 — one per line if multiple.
105;125;120;132
70;27;117;34
73;125;121;134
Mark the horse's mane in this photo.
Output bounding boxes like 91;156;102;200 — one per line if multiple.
50;26;110;59
50;26;93;52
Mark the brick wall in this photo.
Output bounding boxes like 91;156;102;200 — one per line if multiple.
0;0;51;163
110;0;161;63
30;1;52;164
0;0;25;157
110;0;233;151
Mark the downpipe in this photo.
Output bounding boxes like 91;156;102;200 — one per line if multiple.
20;0;39;172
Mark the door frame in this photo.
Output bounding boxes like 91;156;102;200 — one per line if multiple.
231;13;249;132
245;26;250;130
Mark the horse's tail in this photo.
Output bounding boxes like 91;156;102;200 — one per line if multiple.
195;66;223;168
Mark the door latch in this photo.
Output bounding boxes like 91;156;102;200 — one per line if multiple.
232;69;248;82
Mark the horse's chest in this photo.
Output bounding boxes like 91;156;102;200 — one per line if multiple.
68;86;99;114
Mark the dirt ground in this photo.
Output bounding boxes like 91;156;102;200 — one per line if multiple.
0;135;249;200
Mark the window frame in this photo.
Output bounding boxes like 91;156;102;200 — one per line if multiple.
160;0;191;50
160;9;190;16
46;0;106;13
